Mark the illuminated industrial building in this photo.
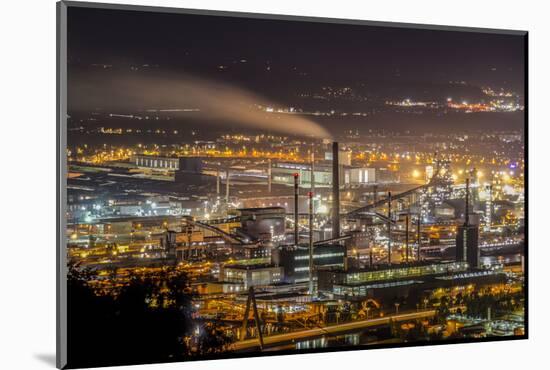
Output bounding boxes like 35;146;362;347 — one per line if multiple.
237;207;286;241
271;244;346;284
456;224;480;268
271;162;376;187
132;154;203;173
133;154;182;170
317;261;506;298
219;263;284;288
456;178;481;269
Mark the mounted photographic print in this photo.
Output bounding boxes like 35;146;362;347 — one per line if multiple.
56;1;527;368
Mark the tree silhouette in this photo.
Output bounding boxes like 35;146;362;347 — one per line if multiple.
66;262;227;368
195;321;235;355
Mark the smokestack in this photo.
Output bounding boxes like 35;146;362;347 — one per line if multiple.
226;169;230;203
465;177;470;226
294;173;299;245
387;191;392;265
308;191;314;295
268;158;272;193
332;142;340;239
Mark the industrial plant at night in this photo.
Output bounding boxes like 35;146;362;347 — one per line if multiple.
62;4;526;368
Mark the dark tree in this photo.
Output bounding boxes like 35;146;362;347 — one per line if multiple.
67;264;197;367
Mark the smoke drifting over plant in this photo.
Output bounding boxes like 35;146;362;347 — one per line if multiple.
68;72;332;139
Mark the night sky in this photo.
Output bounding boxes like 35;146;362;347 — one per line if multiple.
67;6;526;135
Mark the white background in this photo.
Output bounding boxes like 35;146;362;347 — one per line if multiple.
0;0;547;368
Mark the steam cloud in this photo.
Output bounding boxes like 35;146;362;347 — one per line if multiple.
68;71;331;139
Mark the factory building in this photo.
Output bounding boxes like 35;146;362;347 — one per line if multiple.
242;244;273;259
456;178;481;269
194;281;245;295
324;149;352;166
317;261;505;299
132;155;204;173
456;224;480;268
219;264;283;288
132;155;208;184
344;230;372;250
271;162;376;188
271;244;346;284
237;207;286;242
271;162;332;187
133;155;181;170
318;261;468;293
345;168;376;185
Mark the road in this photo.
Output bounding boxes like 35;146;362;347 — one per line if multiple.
232;309;436;351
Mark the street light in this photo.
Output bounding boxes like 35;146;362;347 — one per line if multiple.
394;302;400;315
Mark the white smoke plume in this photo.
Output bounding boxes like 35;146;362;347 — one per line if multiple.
69;71;332;139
